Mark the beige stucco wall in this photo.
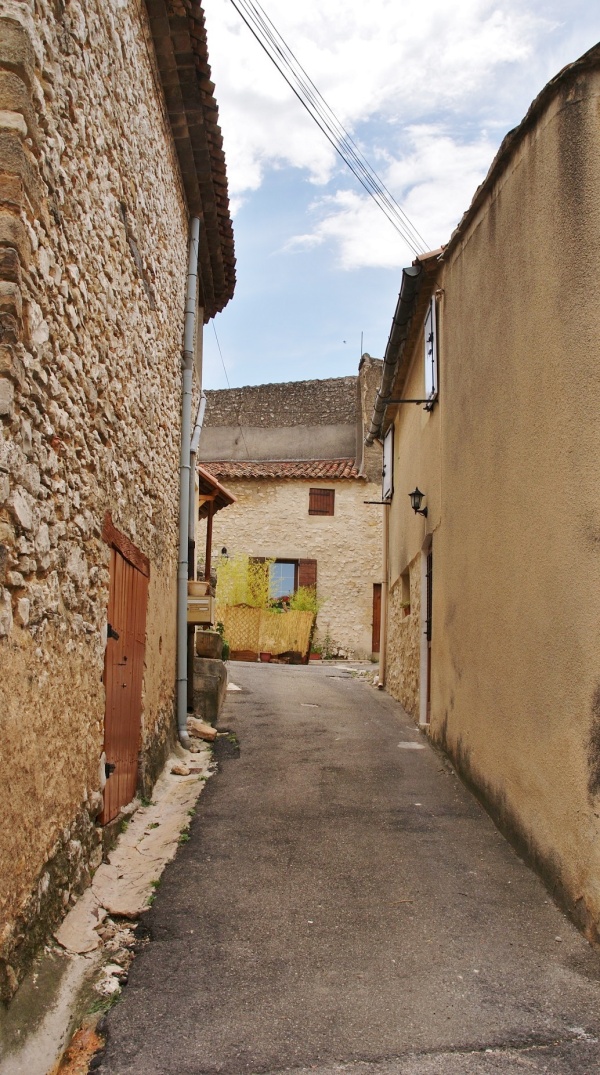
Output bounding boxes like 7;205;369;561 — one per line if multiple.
199;479;383;658
385;68;600;937
0;0;193;996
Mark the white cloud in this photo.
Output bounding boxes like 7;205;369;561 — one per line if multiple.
285;127;497;270
202;0;600;265
204;0;549;197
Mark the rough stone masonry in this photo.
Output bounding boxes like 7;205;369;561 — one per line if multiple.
0;0;234;1001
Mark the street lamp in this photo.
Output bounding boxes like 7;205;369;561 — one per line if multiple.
409;487;428;517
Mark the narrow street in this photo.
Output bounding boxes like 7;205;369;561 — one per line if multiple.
99;664;600;1075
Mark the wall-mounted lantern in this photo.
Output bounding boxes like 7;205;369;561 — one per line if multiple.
409;487;428;517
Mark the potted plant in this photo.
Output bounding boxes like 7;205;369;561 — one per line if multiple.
259;651;272;663
309;643;322;661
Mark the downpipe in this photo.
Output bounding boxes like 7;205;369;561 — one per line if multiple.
177;217;200;749
188;391;207;547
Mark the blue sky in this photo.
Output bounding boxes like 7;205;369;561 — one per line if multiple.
202;0;600;389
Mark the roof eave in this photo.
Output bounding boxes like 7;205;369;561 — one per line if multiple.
144;0;236;319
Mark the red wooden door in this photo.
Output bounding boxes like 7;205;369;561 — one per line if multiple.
372;583;382;654
100;547;149;824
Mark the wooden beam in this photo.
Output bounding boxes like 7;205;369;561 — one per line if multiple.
102;512;150;577
204;500;214;581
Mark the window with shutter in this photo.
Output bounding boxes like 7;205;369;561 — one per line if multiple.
269;561;297;598
424;297;438;402
309;488;335;516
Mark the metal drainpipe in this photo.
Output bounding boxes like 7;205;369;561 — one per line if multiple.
188;392;207;549
177;216;200;749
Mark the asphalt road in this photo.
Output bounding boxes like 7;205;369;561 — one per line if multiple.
99;663;600;1074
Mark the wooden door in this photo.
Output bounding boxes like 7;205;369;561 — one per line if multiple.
372;583;382;654
100;546;149;824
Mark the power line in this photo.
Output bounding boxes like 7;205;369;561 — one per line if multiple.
227;0;429;256
248;0;429;252
211;322;251;459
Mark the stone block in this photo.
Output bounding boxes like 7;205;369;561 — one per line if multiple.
0;109;27;137
0;71;33;121
0;588;12;636
0;174;23;212
193;656;227;725
0;212;30;268
0;284;22;344
9;487;33;530
0;133;45;218
0;376;14;415
15;597;29;626
0;19;35;85
195;628;222;659
0;246;21;285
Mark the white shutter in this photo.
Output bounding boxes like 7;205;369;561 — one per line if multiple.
424;298;438;401
382;425;394;502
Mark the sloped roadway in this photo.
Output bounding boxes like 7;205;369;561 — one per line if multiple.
99;663;600;1074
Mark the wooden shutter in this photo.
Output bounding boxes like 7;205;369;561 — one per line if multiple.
298;559;317;589
309;488;335;516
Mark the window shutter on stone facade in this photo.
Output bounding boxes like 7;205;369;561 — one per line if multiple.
309;488;335;515
298;559;317;590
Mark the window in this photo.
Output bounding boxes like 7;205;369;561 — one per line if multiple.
424;297;438;402
309;488;335;516
269;560;297;599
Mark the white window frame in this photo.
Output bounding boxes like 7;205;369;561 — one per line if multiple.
382;425;394;502
424;297;438;403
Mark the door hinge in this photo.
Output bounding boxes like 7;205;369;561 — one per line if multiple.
107;623;120;641
105;761;116;779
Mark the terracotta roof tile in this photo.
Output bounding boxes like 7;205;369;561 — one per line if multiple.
201;459;364;481
144;0;236;317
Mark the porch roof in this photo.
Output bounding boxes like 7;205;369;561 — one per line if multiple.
197;464;236;518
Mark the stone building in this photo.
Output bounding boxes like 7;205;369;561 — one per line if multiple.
366;45;600;939
198;357;383;659
0;0;234;998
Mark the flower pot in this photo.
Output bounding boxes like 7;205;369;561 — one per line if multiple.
259;652;272;663
188;580;210;597
309;653;322;661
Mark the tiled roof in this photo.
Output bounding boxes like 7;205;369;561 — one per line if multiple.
144;0;236;318
201;459;364;481
196;464;236;518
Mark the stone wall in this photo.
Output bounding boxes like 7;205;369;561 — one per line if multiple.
357;354;383;483
199;478;383;659
204;377;357;428
201;362;384;468
200;377;359;463
0;0;196;998
385;552;421;719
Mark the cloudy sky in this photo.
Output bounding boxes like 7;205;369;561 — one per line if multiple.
201;0;600;388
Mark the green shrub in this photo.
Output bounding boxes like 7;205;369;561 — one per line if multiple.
215;554;274;609
289;586;323;614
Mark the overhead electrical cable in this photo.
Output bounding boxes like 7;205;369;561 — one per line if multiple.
211;322;251;459
227;0;429;255
248;0;429;252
